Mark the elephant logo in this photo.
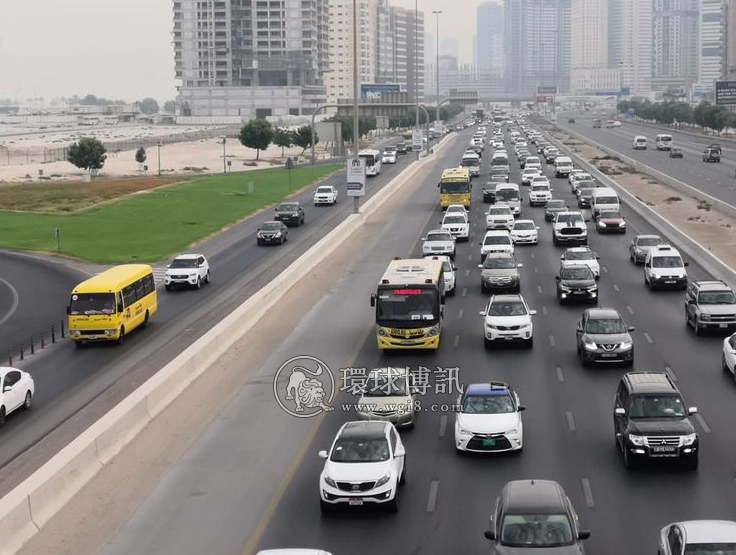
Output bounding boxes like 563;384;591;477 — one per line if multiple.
274;356;335;418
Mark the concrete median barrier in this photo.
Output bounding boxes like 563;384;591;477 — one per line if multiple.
0;132;456;555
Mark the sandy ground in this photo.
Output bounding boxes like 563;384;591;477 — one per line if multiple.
553;129;736;269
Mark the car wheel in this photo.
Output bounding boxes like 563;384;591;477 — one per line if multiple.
164;284;171;291
280;236;285;245
722;354;730;373
0;407;5;427
195;277;201;290
450;250;456;260
141;310;150;328
117;326;125;345
484;337;493;349
257;239;263;246
623;447;637;470
526;336;534;348
23;391;32;411
320;500;334;515
205;271;210;284
481;284;488;294
400;463;406;485
694;321;701;335
386;490;399;513
683;454;699;470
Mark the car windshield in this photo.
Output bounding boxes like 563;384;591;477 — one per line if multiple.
637;237;661;247
462;393;514;413
316;187;332;193
698;291;736;304
363;375;408;397
652;256;684;268
501;514;574;547
585;317;626;334
496;190;519;202
170;258;198;269
484;256;516;269
330;437;390;462
260;222;282;231
375;287;439;325
684;544;736;555
384;147;397;153
484;235;511;245
461;158;479;167
276;203;298;211
69;293;116;316
488;301;527;316
441;181;470;193
565;250;593;260
629;394;686;419
444;215;466;225
577;180;595;188
561;266;593;280
547;200;566;209
557;214;583;224
599;211;622;219
514;222;536;230
532;185;549;191
595;197;618;205
489;207;511;215
427;232;453;242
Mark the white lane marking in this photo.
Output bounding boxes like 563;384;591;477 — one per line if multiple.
581;478;595;508
427;480;439;513
0;277;20;328
643;332;654;344
438;415;448;438
468;253;472;261
462;287;467;297
626;306;634;315
566;411;576;432
465;269;470;277
602;266;608;273
534;267;539;274
613;283;620;292
531;253;535;259
695;413;711;434
537;285;543;294
542;306;548;315
665;366;678;381
453;334;460;348
458;309;464;320
556;367;565;382
549;335;556;347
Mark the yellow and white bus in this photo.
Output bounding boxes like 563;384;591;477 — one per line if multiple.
370;258;445;350
67;264;158;346
439;167;472;209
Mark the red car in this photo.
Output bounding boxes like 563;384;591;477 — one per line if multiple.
596;210;626;234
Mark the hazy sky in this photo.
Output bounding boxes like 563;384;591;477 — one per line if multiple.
0;0;479;103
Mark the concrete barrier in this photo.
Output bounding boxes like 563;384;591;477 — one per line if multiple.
0;132;457;555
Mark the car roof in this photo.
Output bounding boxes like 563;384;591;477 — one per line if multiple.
679;521;736;543
484;230;511;236
339;421;388;439
173;253;202;260
261;220;283;225
694;280;731;291
650;244;681;256
565;246;593;253
514;219;535;224
465;382;511;396
491;294;524;303
636;234;661;240
502;480;568;514
427;229;452;235
585;307;622;319
257;550;331;555
367;366;409;378
623;372;677;394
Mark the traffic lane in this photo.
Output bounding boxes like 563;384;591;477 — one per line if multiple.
555;116;736;205
89;134;470;555
0;252;83;355
0;136;454;476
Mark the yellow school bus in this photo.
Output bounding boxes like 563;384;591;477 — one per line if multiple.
68;264;158;346
370;258;445;350
439;167;472;209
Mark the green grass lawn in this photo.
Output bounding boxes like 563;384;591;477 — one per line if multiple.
0;164;341;263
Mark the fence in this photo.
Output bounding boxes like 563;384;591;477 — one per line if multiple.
5;320;67;366
0;125;243;166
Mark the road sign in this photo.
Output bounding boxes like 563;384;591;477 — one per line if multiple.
412;131;423;151
716;81;736;105
346;157;366;197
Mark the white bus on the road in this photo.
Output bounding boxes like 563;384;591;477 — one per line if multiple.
358;149;382;176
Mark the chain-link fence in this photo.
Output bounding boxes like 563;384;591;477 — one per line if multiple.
0;124;242;166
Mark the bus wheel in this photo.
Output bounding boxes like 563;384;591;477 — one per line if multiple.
117;327;125;344
142;311;149;328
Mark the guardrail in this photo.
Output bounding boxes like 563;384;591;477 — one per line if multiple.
0;132;458;555
541;126;736;291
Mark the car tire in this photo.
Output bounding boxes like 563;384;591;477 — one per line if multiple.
683;455;699;471
195;277;201;290
257;239;263;246
319;500;334;515
0;407;5;428
450;250;456;261
117;326;125;345
164;284;171;291
484;338;493;349
400;463;406;485
694;321;701;335
386;490;399;513
205;271;210;284
722;354;730;373
526;336;533;348
623;447;638;470
23;391;32;411
141;310;150;328
481;284;488;294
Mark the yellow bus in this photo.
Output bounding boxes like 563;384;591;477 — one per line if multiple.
67;264;158;346
439;167;472;209
370;258;445;350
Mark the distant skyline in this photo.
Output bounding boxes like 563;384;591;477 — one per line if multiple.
0;0;478;103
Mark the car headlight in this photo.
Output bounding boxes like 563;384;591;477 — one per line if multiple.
586;285;598;292
628;434;646;446
374;474;391;488
583;337;597;350
324;475;337;488
428;324;440;336
682;433;697;446
560;286;571;292
105;329;117;335
457;427;473;436
506;428;519;436
598;222;606;227
700;314;711;321
620;340;633;349
274;232;282;237
292;212;299;217
378;328;387;336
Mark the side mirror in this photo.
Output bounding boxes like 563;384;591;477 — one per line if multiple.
518;405;526;412
555;276;561;281
370;293;376;307
688;407;698;415
576;325;583;332
66;306;71;315
479;242;483;246
394;445;406;457
478;264;483;269
584;219;591;223
560;254;564;259
166;264;171;268
687;298;696;304
684;262;690;267
596;255;601;259
529;310;537;315
595;275;600;281
318;450;328;459
614;407;626;416
628;326;636;332
578;530;591;540
422;237;427;241
479;310;486;316
517;263;523;268
484;530;496;541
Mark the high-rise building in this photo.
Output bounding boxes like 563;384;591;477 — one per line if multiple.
725;0;736;79
651;0;700;92
174;0;329;118
699;0;725;91
570;0;620;92
441;37;459;58
608;0;653;94
475;2;504;76
504;0;571;95
392;6;425;102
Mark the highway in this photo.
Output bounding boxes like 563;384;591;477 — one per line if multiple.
556;112;736;207
0;139;431;490
56;124;736;555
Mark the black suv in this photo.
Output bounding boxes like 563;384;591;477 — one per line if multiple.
576;308;634;366
274;201;305;226
556;266;597;303
702;144;721;162
484;479;590;555
614;372;699;470
396;142;408;154
484;177;506;202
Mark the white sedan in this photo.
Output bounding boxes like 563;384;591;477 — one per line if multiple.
313;185;338;205
0;367;34;426
454;382;525;452
723;333;736;379
510;220;539;244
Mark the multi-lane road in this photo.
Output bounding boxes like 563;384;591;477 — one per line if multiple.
59;124;736;555
0;141;433;488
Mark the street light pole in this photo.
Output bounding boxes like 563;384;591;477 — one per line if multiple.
221;136;227;173
433;10;442;132
415;0;420;159
352;0;360;214
157;142;161;177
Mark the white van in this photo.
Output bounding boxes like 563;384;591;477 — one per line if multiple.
358;149;382;176
655;134;673;151
633;136;647;150
461;152;481;177
591;187;620;218
491;153;509;169
494;183;521;216
554;156;574;177
644;244;688;290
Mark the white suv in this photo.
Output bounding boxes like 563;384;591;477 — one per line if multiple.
318;421;406;513
441;212;470;241
314;185;338;205
528;183;552;206
486;204;515;230
480;230;514;261
164;254;210;290
426;254;457;295
479;294;536;347
422;230;456;259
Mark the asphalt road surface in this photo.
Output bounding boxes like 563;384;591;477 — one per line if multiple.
80;125;736;555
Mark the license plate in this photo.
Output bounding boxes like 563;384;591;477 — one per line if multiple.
87;335;97;340
348;498;364;506
720;324;728;328
573;291;586;295
400;340;415;346
600;353;617;358
652;446;677;453
482;438;497;447
664;280;675;284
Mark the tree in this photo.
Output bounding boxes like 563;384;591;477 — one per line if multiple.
163;100;176;114
292;125;316;155
80;94;98;105
137;97;160;115
67;138;107;172
238;119;274;160
135;147;147;168
273;128;294;157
